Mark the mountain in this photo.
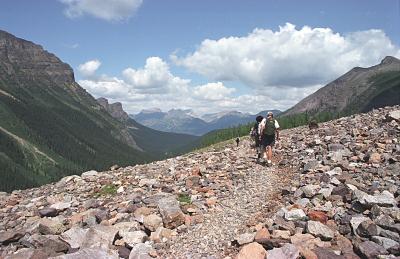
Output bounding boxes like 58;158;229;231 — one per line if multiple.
132;109;210;135
132;109;282;136
0;30;197;192
97;98;198;156
284;56;400;116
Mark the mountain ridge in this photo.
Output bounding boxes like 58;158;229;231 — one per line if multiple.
284;56;400;116
132;109;282;135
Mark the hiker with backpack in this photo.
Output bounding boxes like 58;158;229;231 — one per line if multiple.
258;111;280;166
251;115;264;162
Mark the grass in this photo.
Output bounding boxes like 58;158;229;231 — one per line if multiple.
177;193;192;204
95;184;118;197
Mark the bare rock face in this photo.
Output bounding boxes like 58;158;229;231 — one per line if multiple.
97;97;130;122
0;30;74;85
284;56;400;116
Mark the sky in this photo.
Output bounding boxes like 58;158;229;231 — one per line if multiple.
0;0;399;116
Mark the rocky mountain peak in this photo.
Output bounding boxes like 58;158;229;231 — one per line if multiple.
97;97;130;122
380;55;400;65
0;30;74;84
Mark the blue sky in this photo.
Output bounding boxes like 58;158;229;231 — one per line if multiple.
1;0;399;115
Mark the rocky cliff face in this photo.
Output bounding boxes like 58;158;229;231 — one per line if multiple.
1;105;399;258
0;30;74;85
284;56;400;116
97;97;130;122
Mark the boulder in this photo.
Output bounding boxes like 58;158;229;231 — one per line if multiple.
306;221;334;240
26;234;70;257
356;241;388;259
371;236;399;250
60;227;88;249
119;230;147;248
38;207;58;217
266;243;299;259
236;242;267;259
38;218;66;235
157;196;185;229
285;209;307;221
143;214;163;232
0;230;24;245
236;232;256;245
129;243;154;259
80;225;118;249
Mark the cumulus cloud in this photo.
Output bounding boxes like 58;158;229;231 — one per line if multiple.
59;0;143;22
77;57;240;114
78;59;101;77
194;82;235;101
172;23;400;88
122;57;190;94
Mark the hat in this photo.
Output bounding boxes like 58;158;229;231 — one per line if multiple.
267;111;273;116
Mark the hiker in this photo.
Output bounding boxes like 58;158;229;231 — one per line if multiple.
251;115;264;161
258;111;280;166
235;137;240;147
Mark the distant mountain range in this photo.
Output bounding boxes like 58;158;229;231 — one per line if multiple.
131;109;282;135
0;30;197;192
283;56;400;116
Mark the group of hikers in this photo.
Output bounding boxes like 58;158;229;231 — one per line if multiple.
249;111;280;166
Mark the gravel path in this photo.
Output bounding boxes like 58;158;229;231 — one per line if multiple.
161;139;291;258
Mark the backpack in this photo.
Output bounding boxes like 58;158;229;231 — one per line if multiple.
263;119;276;136
251;122;259;137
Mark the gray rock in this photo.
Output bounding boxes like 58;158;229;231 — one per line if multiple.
38;207;58;217
350;215;369;234
284;209;307;221
236;232;256;245
4;248;48;259
356;240;388;259
266;243;299;259
80;225;118;249
81;170;98;178
143;214;163;232
302;185;320;198
356;220;379;237
306;220;334;240
50;202;71;211
388;110;400;122
371;236;399;250
38;218;66;235
120;230;148;247
0;230;24;245
157;196;185;229
27;234;70;257
60;227;88;249
129;243;153;259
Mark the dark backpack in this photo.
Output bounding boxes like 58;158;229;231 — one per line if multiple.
264;119;276;136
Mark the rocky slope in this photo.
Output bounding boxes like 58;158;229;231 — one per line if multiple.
0;105;399;258
284;56;400;117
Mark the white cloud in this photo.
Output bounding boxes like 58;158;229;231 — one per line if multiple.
78;59;101;77
194;82;235;101
122;57;190;94
59;0;143;22
77;57;246;115
172;23;400;88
